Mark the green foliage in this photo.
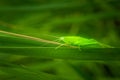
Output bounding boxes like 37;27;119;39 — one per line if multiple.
0;0;120;80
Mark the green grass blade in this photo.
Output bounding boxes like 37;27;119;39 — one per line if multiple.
0;47;119;61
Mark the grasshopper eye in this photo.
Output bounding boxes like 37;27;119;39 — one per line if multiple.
60;37;64;41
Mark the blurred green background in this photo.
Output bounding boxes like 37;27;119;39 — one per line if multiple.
0;0;120;80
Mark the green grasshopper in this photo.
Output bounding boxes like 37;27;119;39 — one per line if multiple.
56;36;112;48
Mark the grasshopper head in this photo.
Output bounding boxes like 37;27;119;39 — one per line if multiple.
59;37;65;41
